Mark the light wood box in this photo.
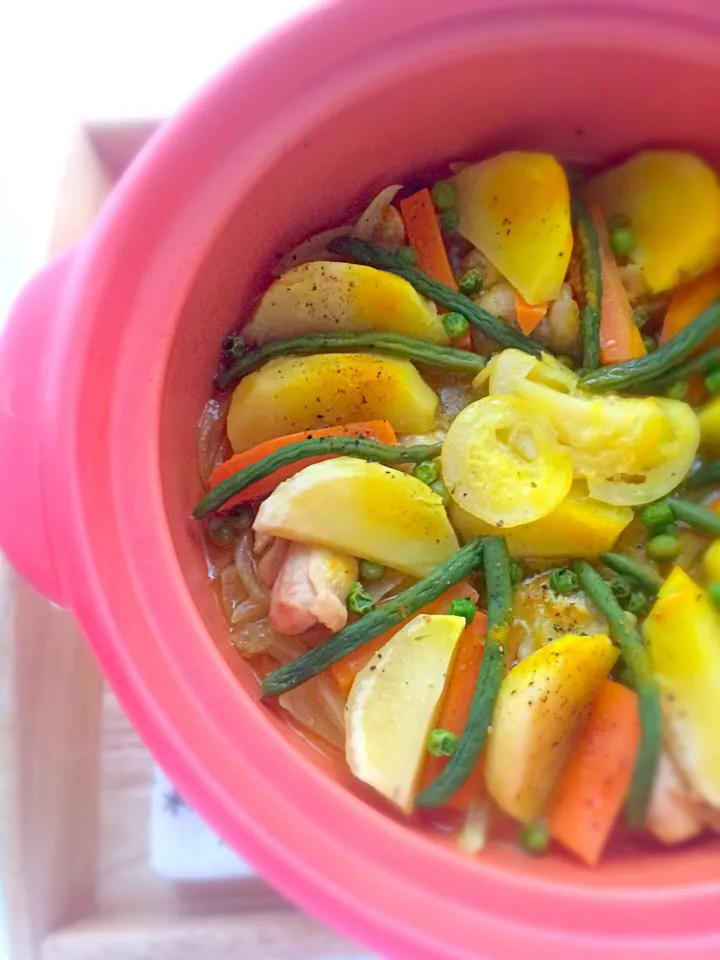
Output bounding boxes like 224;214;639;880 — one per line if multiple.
1;123;367;960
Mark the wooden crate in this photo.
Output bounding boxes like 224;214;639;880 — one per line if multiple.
0;124;367;960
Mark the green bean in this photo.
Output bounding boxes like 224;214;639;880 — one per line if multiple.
416;536;511;808
579;299;720;392
685;460;720;489
216;331;486;390
260;539;486;698
193;438;443;518
572;560;662;828
327;237;542;357
572;197;602;372
600;553;663;595
667;498;720;537
633;346;720;394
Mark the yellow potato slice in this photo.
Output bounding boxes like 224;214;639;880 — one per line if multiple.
226;353;438;452
346;614;465;813
454;152;572;304
254;457;459;578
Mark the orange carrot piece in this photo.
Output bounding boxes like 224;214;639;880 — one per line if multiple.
399;189;458;291
331;582;479;696
209;420;397;510
418;610;488;811
548;680;641;866
588;205;647;365
660;267;720;350
513;290;547;335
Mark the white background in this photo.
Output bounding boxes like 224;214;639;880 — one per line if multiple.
0;2;317;957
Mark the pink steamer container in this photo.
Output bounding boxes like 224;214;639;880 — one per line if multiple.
2;0;720;956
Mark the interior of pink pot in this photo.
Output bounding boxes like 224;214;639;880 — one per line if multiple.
153;15;720;898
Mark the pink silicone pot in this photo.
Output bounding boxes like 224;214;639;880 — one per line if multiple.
2;1;720;956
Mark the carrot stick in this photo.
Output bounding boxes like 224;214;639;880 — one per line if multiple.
660;267;720;350
514;290;547;335
588;205;647;365
209;420;397;509
400;189;458;291
331;582;478;696
548;680;641;866
418;609;488;811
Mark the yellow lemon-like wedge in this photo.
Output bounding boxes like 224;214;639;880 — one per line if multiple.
346;613;466;813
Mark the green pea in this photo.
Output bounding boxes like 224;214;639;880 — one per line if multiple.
705;369;720;395
442;311;469;339
413;460;439;485
520;821;550;856
448;597;476;625
347;582;376;615
430;180;457;212
458;268;483;297
548;567;578;595
646;534;682;562
633;307;649;329
609;577;632;605
642;335;657;353
627;591;650;617
610;225;637;258
640;501;674;532
359;560;386;582
397;245;418;266
206;517;236;547
427;728;458;757
438;209;459;232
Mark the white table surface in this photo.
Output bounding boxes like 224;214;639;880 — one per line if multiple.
0;4;378;958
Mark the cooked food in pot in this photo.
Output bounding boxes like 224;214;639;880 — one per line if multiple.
194;149;720;865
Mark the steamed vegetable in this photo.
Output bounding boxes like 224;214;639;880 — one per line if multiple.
698;396;720;450
226;353;438;452
513;291;547;335
584;150;720;292
441;395;573;527
548;680;641;865
572;196;602;371
331;582;479;696
451;485;633;558
217;331;485;389
484;633;618;822
260;539;485;698
667;497;720;537
600;553;663;595
345;614;466;812
580;300;720;392
203;421;396;512
418;609;488;811
416;536;512;809
476;349;700;506
643;567;720;808
196;435;440;517
453;152;573;304
588;205;646;364
327;237;542;356
399;189;457;290
660;267;720;349
572;560;662;827
254;458;458;578
243;261;448;346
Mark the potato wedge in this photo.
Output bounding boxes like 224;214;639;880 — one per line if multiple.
254;457;459;578
346;614;465;812
244;261;448;345
584;151;720;293
454;152;572;304
485;633;618;822
226;353;438;452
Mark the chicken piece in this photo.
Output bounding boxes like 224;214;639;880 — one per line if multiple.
477;281;517;324
256;536;290;587
647;750;704;845
532;283;580;355
269;542;358;635
618;263;650;305
372;204;406;251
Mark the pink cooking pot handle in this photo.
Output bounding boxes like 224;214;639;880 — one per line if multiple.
0;253;74;606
